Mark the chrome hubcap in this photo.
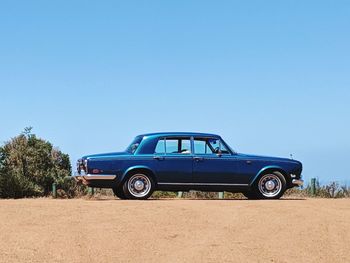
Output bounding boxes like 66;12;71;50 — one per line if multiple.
258;174;282;197
134;180;145;191
127;174;151;197
265;180;276;191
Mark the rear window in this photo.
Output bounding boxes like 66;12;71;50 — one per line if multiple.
126;136;143;153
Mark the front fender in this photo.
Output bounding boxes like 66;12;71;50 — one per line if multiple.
249;165;287;186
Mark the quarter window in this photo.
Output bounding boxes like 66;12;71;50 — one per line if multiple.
154;139;165;154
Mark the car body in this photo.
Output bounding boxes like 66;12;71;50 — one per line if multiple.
73;132;303;199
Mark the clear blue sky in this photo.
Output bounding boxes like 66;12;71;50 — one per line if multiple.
1;1;349;184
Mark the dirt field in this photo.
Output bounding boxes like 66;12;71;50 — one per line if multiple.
0;198;349;263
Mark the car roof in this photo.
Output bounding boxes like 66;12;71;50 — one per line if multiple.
138;132;220;138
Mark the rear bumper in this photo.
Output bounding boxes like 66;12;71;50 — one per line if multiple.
71;174;117;186
292;179;304;186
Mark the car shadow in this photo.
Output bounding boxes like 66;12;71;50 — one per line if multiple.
84;197;306;201
147;198;306;201
112;198;307;201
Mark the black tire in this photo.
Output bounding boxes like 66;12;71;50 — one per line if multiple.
113;187;127;199
253;171;287;199
122;172;155;200
242;191;259;200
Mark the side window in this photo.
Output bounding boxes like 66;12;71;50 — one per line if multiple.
194;138;230;155
208;138;220;153
180;139;191;154
193;139;213;154
154;138;191;154
165;139;179;153
210;139;230;154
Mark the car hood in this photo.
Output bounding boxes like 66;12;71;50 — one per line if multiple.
83;151;129;159
236;153;300;164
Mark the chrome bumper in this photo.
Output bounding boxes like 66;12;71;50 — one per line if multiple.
292;179;304;186
72;174;117;185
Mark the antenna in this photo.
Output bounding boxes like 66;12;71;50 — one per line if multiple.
290;153;293;160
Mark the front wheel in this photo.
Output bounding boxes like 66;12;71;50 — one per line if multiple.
254;171;287;199
122;173;154;200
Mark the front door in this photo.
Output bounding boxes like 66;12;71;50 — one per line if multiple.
192;137;239;184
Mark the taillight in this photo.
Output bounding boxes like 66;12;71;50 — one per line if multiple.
77;159;88;175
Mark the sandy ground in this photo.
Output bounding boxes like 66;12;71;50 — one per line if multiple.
0;198;349;263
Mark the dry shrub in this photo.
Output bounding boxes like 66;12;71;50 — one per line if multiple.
151;191;245;199
284;181;350;198
152;191;177;199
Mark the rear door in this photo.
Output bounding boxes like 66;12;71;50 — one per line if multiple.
153;137;193;183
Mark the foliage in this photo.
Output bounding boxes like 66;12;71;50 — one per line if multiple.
0;128;72;198
181;191;244;199
313;181;350;198
284;180;350;198
152;191;178;199
56;177;88;198
151;191;244;199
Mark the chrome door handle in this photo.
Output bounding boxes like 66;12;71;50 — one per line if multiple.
194;157;204;162
153;156;164;160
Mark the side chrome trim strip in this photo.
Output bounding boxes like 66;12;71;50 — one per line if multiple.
157;182;248;186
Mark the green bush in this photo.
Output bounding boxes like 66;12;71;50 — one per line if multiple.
56;176;88;198
0;127;72;198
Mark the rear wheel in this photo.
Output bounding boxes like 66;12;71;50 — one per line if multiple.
254;171;286;199
122;173;154;200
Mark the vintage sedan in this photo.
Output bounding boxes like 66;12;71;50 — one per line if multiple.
73;132;303;200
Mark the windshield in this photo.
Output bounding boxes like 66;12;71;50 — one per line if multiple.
125;136;143;154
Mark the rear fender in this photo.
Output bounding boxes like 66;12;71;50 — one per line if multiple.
119;165;157;185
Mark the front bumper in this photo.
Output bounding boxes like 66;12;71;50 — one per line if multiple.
292;179;304;186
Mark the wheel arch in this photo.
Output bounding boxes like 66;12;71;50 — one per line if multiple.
120;166;157;186
250;166;290;187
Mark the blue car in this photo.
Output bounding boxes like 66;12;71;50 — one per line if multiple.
73;132;303;200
